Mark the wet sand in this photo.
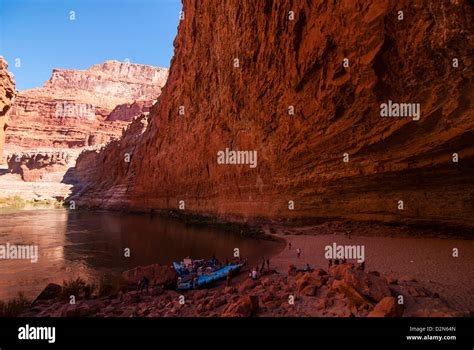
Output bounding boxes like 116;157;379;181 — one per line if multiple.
269;231;474;312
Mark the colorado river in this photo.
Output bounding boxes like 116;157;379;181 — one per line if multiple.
0;208;281;301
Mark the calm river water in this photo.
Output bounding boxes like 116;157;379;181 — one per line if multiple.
0;209;281;301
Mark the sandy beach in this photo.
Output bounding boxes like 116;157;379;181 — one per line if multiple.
267;227;474;312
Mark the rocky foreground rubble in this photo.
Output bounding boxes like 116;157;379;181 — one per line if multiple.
20;263;466;318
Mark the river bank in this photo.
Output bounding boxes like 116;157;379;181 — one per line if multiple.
17;261;467;318
268;230;474;312
1;206;472;317
15;221;472;317
0;208;283;301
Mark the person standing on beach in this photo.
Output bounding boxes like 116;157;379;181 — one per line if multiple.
251;267;258;280
289;242;292;250
296;248;301;258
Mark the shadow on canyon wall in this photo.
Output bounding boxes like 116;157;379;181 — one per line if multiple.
67;0;473;229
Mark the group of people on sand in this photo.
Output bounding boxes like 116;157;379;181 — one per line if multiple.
288;241;308;272
246;257;272;281
327;258;365;271
288;242;302;258
287;262;314;275
287;241;366;275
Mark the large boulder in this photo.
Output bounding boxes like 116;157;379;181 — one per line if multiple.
295;273;323;293
222;295;259;317
365;273;392;302
32;283;62;305
301;285;318;296
368;297;404;317
122;291;141;304
238;278;258;293
331;280;366;307
62;300;101;317
331;264;391;303
329;264;352;279
122;264;178;289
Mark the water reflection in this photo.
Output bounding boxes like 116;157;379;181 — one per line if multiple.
0;209;281;300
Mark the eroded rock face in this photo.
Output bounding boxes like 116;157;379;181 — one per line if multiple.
74;1;474;226
45;61;167;101
6;61;167;150
73;114;149;195
7;151;76;182
0;57;16;164
106;100;154;122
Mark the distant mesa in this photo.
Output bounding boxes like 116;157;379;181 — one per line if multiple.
0;60;168;203
5;60;168;151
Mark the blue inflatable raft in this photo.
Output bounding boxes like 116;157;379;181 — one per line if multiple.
176;263;243;290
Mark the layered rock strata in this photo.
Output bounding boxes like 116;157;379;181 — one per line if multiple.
0;57;16;165
73;1;473;227
6;61;167;151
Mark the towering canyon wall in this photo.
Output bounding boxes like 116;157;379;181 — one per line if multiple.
74;0;474;227
6;61;168;151
0;57;16;164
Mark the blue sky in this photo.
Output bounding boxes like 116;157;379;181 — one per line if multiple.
0;0;182;90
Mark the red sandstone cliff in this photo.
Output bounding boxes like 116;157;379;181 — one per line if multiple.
74;0;474;227
0;57;16;164
6;61;167;150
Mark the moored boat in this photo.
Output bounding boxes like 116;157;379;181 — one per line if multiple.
173;258;243;290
